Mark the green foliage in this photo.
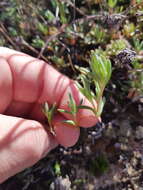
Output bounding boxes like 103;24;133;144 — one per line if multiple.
43;10;55;21
54;161;61;176
58;66;112;124
132;38;143;53
0;0;19;22
58;94;84;126
90;51;112;86
0;37;5;46
85;25;106;44
108;0;117;8
77;51;112;116
42;102;57;134
32;36;45;48
73;178;86;185
36;23;48;35
50;56;65;67
8;27;18;36
89;154;109;176
123;22;135;38
106;39;128;56
130;61;143;94
57;1;69;24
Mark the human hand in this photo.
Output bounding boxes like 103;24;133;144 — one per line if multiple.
0;47;98;183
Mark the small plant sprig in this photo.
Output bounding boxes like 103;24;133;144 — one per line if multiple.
42;94;83;132
58;93;83;126
42;51;112;131
77;51;112;117
42;102;57;135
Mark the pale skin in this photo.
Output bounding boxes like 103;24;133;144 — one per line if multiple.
0;47;98;183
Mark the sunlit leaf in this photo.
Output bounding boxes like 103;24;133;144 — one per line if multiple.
62;120;76;126
97;97;106;116
78;105;94;112
58;109;72;114
68;93;77;115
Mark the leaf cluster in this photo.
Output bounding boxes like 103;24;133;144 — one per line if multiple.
77;51;112;116
89;154;109;176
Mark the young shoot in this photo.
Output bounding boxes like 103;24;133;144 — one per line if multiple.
77;51;112;116
42;102;57;135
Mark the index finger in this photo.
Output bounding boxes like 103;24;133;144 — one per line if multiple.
0;47;99;127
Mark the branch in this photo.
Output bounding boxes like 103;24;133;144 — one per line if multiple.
38;24;67;59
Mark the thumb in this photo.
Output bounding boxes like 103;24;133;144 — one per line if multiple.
0;114;57;184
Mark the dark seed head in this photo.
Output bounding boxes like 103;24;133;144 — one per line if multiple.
101;13;127;29
116;48;137;65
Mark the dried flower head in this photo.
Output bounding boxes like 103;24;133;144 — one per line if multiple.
116;48;137;65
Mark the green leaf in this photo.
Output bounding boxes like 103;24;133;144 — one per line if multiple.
90;53;104;82
32;36;45;48
58;109;72;114
78;105;94;112
43;102;49;111
42;102;57;126
58;1;68;24
97;97;106;116
54;161;61;176
42;102;49;118
108;0;117;8
76;82;87;98
48;102;57;122
79;75;94;101
94;81;101;99
44;10;55;21
75;66;90;75
51;0;58;9
68;93;77;115
79;98;84;105
62;120;76;126
36;22;48;35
